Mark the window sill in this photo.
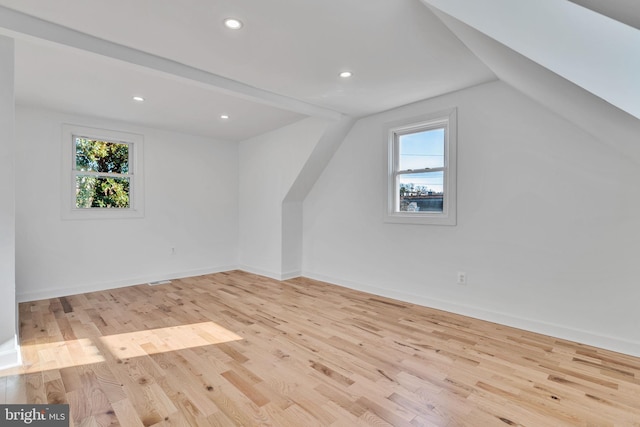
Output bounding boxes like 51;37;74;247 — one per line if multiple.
384;211;456;226
62;207;144;221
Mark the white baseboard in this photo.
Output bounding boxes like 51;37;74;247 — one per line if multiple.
281;270;302;280
303;271;640;358
16;265;239;302
238;265;301;281
0;335;21;371
16;264;300;303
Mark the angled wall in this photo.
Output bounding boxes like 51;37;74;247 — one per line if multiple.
282;116;356;276
238;117;330;279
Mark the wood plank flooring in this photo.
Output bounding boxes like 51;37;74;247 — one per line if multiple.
2;270;640;426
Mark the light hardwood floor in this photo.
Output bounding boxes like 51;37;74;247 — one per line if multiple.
2;270;640;426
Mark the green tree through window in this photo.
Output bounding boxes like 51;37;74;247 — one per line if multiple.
74;137;131;208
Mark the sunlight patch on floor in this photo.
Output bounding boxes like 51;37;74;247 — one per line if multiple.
0;322;242;377
99;321;243;359
4;338;105;375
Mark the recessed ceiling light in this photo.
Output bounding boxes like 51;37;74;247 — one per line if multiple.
132;96;145;102
339;71;353;78
224;18;243;30
220;114;230;120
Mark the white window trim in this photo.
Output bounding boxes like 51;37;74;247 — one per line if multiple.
384;107;457;225
61;124;145;220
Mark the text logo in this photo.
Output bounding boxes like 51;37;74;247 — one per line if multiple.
1;405;69;426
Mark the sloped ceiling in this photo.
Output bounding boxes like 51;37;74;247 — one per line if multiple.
421;0;640;163
421;0;640;122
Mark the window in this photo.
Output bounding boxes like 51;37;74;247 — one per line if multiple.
385;108;457;225
62;124;144;219
74;137;131;208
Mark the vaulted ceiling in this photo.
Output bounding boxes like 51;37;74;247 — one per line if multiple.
0;0;637;141
422;0;640;121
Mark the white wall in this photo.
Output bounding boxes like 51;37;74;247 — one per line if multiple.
282;116;357;276
303;80;640;356
0;36;19;369
15;106;239;301
238;117;329;279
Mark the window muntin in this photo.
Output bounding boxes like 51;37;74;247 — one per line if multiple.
386;108;456;225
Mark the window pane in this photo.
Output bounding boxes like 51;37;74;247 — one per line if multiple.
75;137;129;173
398;128;444;170
399;172;443;212
76;176;130;208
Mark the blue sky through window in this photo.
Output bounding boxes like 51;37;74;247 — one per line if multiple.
399;128;444;193
399;128;444;170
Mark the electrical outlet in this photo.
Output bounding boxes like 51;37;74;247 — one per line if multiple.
457;271;467;285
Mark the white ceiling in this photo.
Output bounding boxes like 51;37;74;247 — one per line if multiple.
0;0;496;141
13;39;306;142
